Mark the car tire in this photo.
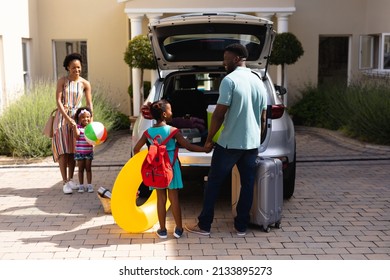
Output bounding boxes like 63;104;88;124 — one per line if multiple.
283;151;296;199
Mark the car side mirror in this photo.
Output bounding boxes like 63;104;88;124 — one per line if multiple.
274;84;287;96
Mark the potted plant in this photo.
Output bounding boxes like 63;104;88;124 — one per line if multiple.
269;32;304;88
124;35;157;115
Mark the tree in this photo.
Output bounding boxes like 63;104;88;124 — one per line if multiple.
269;32;304;88
124;35;157;115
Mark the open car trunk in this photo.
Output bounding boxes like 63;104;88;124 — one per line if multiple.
149;13;275;72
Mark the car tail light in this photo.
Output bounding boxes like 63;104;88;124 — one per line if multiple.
274;156;289;169
141;104;153;120
271;104;285;119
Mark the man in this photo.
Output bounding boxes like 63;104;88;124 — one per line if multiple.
185;43;267;236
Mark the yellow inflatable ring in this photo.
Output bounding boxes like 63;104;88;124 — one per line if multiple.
111;149;170;233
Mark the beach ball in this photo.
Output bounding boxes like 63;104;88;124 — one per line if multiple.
84;122;107;146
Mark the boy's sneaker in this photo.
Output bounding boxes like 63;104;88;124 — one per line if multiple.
156;229;167;239
67;180;78;190
78;184;85;193
173;227;184;239
62;182;72;194
87;184;94;193
185;224;210;236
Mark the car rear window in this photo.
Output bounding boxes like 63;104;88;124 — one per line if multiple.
156;23;268;62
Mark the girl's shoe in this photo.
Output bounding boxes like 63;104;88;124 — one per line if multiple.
156;229;167;239
87;184;94;193
173;227;183;239
78;184;85;193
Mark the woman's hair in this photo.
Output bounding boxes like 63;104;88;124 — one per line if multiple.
74;107;92;124
149;99;170;121
63;53;83;70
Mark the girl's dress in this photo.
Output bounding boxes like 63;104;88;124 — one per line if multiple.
146;125;183;190
52;78;85;162
74;124;94;160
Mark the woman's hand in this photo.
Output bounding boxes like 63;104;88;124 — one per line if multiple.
67;117;76;127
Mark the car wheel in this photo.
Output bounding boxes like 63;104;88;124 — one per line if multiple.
283;151;296;199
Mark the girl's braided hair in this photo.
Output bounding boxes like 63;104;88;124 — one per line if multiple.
148;99;169;121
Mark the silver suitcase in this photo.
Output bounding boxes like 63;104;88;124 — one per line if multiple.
232;157;283;232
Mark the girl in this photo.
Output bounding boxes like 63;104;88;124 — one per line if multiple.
133;100;211;239
73;107;94;193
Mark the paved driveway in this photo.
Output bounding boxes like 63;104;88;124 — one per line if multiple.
0;127;389;260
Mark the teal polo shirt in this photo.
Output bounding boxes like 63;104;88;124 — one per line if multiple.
216;67;267;149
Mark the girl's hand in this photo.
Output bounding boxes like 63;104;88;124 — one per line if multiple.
204;141;214;152
204;143;214;153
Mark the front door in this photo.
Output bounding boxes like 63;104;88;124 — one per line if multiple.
318;36;349;87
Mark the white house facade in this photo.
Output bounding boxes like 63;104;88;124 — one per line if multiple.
1;0;390;115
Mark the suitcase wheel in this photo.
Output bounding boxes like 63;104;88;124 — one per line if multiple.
263;226;271;233
275;222;282;229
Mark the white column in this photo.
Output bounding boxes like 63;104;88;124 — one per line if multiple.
276;13;291;33
127;14;144;116
276;13;292;105
146;13;163;86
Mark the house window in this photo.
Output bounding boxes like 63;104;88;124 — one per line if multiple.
359;33;390;73
53;40;88;80
0;36;4;112
359;35;374;69
383;35;390;69
22;39;31;92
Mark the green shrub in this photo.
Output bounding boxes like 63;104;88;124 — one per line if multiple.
289;84;342;130
342;82;390;144
0;80;130;158
92;84;131;131
290;80;390;145
0;80;55;157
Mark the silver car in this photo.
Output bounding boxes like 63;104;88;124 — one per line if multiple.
132;13;296;199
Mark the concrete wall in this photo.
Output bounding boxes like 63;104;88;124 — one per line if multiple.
364;0;390;33
121;0;295;11
287;0;366;100
36;0;131;115
0;0;32;112
2;0;390;115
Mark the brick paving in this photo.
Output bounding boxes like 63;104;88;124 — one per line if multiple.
0;127;389;260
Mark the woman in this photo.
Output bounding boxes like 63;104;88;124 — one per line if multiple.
52;53;93;194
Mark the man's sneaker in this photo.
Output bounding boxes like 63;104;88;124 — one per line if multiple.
62;182;72;194
234;227;247;237
173;227;184;239
87;184;94;193
185;224;210;236
156;228;167;239
78;184;85;193
67;180;78;190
